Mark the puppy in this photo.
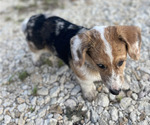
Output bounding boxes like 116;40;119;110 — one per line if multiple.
22;14;141;101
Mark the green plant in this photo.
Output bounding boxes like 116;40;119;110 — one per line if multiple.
30;106;35;113
18;71;29;81
58;59;64;68
32;86;38;96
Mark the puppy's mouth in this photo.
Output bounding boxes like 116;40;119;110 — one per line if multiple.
109;89;121;95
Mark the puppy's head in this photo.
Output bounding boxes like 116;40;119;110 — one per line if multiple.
71;26;141;95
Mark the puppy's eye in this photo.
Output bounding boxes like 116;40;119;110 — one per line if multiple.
117;61;124;67
97;64;106;69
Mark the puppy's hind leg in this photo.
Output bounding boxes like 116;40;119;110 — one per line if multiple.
28;42;49;66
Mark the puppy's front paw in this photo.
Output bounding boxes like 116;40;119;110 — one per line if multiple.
83;90;98;102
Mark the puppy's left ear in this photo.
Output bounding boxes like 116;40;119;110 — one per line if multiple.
116;26;142;60
70;29;98;67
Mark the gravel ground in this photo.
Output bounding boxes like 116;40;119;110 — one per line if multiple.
0;0;150;125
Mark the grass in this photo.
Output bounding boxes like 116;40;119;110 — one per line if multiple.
18;71;29;81
58;59;64;68
65;105;87;121
5;17;12;21
8;74;15;84
31;86;38;96
116;96;123;102
43;58;53;66
30;106;35;113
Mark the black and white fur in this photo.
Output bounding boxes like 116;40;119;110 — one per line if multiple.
22;14;86;65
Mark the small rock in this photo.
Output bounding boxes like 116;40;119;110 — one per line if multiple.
59;75;66;84
0;107;3;115
91;109;99;123
38;88;49;96
127;90;132;97
65;99;76;109
31;97;37;106
18;113;26;125
17;97;25;104
38;108;47;118
0;115;3;121
120;97;132;109
138;120;148;125
64;82;75;89
98;117;107;125
18;103;26;112
50;86;60;98
122;82;130;90
37;98;44;106
130;81;140;93
72;115;80;123
111;107;118;121
35;118;44;125
97;93;109;107
0;99;2;105
109;93;116;100
4;115;11;124
128;105;134;113
44;96;51;104
49;75;58;84
119;111;123;117
49;118;57;125
31;74;42;84
131;93;138;100
130;111;137;122
71;85;81;95
54;114;63;121
125;75;131;83
56;65;69;75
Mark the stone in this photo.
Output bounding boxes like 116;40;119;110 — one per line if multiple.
111;107;118;121
0;107;3;115
49;118;57;125
97;93;109;107
64;99;76;109
71;85;81;95
130;111;137;122
49;75;58;84
18;113;26;125
0;115;3;121
31;74;42;84
138;101;150;115
4;115;11;124
37;97;44;106
131;93;138;100
56;65;68;75
50;86;60;98
122;82;130;90
109;93;116;100
18;103;26;112
17;97;25;104
120;97;132;109
64;82;75;89
44;96;51;104
31;97;37;106
38;108;47;118
35;118;44;125
91;109;99;123
130;81;140;93
37;88;49;96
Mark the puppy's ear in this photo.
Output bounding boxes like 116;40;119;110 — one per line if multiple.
116;26;142;60
70;29;98;67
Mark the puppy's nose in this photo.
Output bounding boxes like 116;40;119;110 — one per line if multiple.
109;89;121;95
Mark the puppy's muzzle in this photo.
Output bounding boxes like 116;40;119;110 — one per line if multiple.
109;89;121;95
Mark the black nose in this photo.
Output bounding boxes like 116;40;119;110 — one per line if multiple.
109;89;121;95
